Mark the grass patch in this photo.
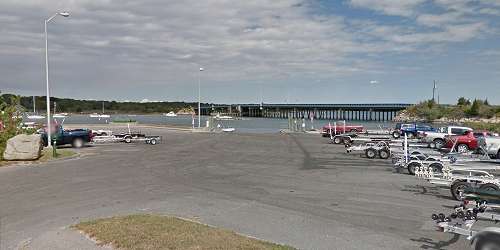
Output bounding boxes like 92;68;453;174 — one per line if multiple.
73;214;296;250
39;148;77;162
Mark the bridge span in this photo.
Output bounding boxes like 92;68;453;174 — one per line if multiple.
196;103;412;121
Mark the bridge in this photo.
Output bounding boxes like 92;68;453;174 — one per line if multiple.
196;103;412;121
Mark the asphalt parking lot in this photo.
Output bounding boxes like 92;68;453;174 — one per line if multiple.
0;128;470;250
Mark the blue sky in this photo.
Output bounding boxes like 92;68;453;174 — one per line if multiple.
1;0;499;104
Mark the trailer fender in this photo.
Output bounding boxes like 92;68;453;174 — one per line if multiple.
471;228;500;248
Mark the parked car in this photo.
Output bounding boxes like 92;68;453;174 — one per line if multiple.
40;125;94;148
482;136;500;159
444;130;479;153
322;124;364;137
420;126;473;149
392;123;435;138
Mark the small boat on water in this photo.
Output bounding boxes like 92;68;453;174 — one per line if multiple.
164;111;177;117
214;114;234;120
52;102;68;118
90;102;111;119
28;96;45;119
222;128;236;132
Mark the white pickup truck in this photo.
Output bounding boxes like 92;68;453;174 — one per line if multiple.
420;126;473;148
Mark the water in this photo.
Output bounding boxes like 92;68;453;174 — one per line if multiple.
24;114;396;133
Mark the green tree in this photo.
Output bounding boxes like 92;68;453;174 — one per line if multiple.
1;93;23;160
457;97;471;106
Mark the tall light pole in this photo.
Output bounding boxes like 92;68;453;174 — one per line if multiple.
198;67;204;128
45;12;69;147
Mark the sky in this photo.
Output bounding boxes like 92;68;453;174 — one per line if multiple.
1;0;499;104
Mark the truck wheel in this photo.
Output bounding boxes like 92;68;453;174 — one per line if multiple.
429;163;443;173
124;136;132;143
378;148;390;159
407;162;421;175
365;148;377;159
392;131;400;139
72;138;84;148
433;139;445;149
474;234;500;250
333;137;342;144
479;183;499;192
451;181;471;200
457;144;469;153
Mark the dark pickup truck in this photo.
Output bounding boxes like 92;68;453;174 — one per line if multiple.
41;125;94;148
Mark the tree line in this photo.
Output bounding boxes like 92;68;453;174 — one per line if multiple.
406;97;500;121
0;94;198;114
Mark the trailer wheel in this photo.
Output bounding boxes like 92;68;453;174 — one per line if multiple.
333;137;342;144
343;137;351;144
497;150;500;159
474;233;500;250
434;139;445;149
124;136;132;143
378;148;390;159
429;163;443;173
150;139;157;145
392;131;400;139
365;148;377;159
479;183;500;192
451;181;471;200
407;162;421;175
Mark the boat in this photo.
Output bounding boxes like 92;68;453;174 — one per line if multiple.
27;96;45;119
214;114;234;120
90;102;111;119
164;111;177;117
52;102;68;118
222;128;236;132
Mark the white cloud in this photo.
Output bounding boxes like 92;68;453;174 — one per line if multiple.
348;0;425;16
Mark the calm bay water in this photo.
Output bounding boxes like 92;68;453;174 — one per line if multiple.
25;114;396;133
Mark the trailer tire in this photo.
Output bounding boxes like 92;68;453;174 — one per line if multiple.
333;137;342;144
72;138;84;148
497;150;500;159
429;162;443;173
392;131;400;139
124;136;132;143
150;139;157;145
474;233;500;250
343;137;351;144
479;183;500;192
365;148;377;159
451;181;471;200
407;162;421;175
378;148;390;159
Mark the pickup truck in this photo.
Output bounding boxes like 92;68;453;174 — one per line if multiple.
322;124;364;137
420;126;473;149
40;125;94;148
392;123;435;138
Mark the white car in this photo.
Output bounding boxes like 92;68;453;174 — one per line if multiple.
483;136;500;159
420;126;473;148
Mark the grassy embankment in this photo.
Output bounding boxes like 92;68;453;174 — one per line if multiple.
402;98;500;133
73;214;296;250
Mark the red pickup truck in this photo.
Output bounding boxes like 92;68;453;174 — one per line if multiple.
322;124;364;137
444;130;479;153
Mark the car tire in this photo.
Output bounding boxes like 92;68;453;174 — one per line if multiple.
392;131;400;139
479;183;499;192
378;148;390;159
451;181;471;200
434;139;445;149
407;162;421;175
365;148;377;159
72;138;84;148
457;144;469;153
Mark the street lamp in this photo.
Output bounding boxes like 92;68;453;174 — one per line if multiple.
198;67;204;128
45;12;69;147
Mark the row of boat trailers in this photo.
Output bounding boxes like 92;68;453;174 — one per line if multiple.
331;130;500;249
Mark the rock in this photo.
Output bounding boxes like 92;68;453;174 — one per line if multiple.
3;134;43;161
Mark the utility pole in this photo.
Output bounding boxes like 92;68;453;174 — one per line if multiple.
432;80;437;102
